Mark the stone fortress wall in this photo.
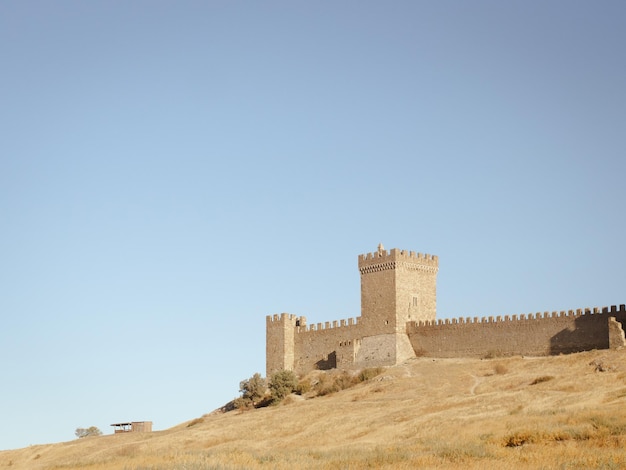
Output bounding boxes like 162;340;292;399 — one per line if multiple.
266;245;626;377
407;305;626;358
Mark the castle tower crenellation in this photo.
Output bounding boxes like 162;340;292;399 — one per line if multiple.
358;247;439;266
358;245;438;334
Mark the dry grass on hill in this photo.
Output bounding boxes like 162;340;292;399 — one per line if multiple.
2;349;626;469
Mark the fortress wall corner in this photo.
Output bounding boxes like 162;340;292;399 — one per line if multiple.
608;316;626;349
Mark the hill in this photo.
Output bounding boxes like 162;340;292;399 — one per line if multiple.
1;349;625;469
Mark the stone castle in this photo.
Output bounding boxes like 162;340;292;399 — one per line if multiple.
266;245;626;377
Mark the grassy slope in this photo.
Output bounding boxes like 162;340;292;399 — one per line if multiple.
2;349;625;470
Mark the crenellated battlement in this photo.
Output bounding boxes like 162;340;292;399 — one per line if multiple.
266;313;299;324
266;313;361;333
358;246;438;274
407;304;626;359
411;305;626;328
296;316;360;333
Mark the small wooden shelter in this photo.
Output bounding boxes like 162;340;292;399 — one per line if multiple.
110;421;152;433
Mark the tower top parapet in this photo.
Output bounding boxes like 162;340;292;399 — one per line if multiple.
358;246;438;274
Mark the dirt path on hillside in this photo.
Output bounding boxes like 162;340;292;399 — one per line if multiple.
469;374;482;395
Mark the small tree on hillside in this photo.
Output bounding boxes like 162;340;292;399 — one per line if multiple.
269;369;298;403
75;426;102;438
234;372;267;409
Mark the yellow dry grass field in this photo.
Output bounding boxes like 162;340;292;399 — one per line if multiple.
2;349;626;470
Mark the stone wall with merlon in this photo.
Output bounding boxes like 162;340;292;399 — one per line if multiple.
407;305;626;358
293;319;363;375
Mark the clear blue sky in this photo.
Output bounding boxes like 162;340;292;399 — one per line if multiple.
1;1;624;450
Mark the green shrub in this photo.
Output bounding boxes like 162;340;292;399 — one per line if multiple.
269;370;299;403
75;426;102;438
234;372;267;409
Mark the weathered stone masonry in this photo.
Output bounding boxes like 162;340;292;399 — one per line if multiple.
266;245;626;377
407;306;626;358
